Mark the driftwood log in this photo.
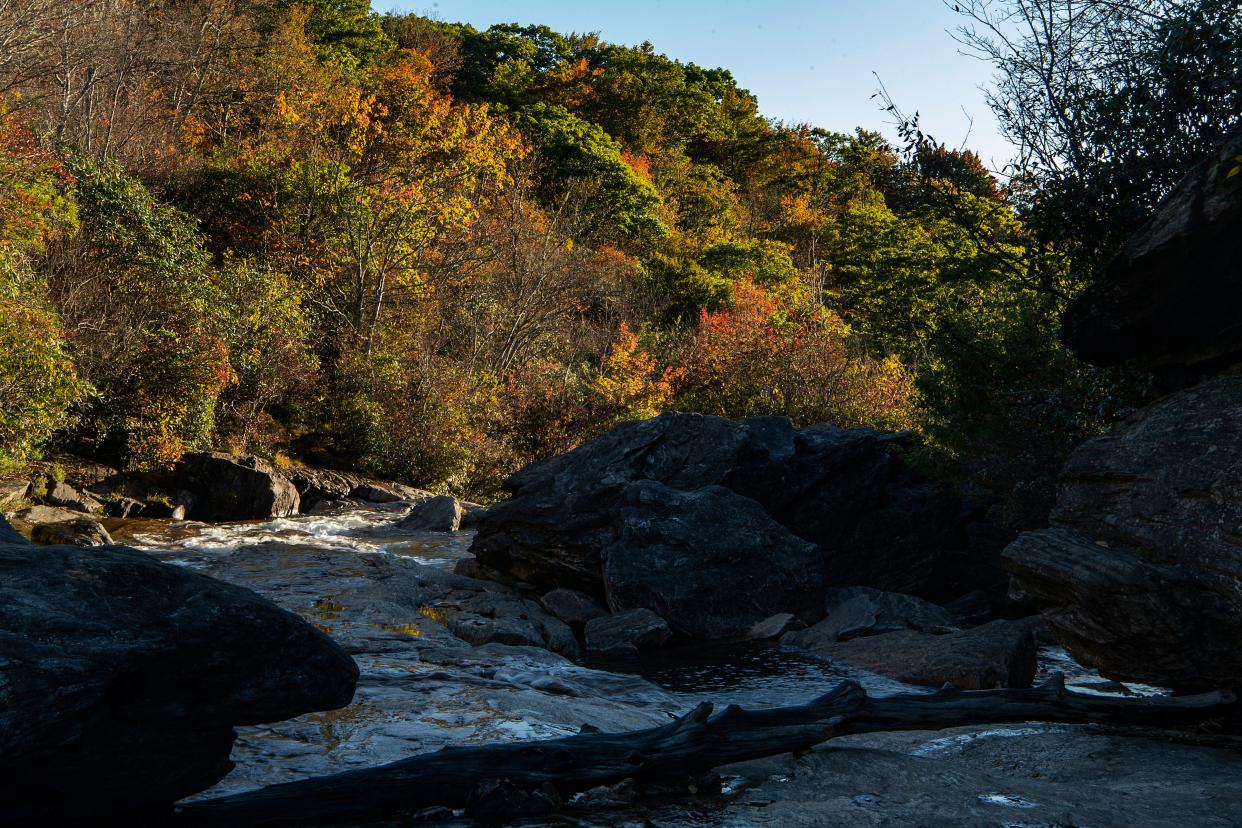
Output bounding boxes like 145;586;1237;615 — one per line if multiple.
177;675;1236;827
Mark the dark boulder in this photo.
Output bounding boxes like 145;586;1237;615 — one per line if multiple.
783;587;957;650
175;452;300;521
539;588;608;629
603;481;825;639
469;413;959;604
807;619;1037;690
1005;371;1242;690
398;494;463;532
0;542;358;823
1061;128;1242;379
584;608;672;658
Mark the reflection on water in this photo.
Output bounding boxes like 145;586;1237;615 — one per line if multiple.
592;640;931;710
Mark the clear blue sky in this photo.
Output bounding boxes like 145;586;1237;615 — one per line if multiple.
370;0;1014;170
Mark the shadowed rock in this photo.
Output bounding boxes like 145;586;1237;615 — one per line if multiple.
0;542;358;823
1062;127;1242;379
468;414;959;620
1005;371;1242;690
176;452;299;521
806;620;1037;690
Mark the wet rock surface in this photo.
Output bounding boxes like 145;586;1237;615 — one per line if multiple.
657;725;1242;828
470;412;960;606
0;541;357;823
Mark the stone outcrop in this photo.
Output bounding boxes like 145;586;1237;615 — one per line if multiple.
1006;129;1242;692
1005;528;1241;691
175;452;300;521
1061;127;1242;379
468;414;960;638
0;542;358;823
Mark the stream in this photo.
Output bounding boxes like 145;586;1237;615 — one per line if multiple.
117;504;1239;827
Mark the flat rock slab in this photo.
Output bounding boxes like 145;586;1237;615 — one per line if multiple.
808;620;1037;689
138;540;679;798
692;724;1242;827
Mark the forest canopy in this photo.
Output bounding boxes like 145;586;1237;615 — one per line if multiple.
0;0;1236;523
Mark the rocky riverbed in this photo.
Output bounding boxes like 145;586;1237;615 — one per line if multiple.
108;505;1242;827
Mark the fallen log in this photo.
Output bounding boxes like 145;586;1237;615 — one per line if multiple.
176;675;1235;827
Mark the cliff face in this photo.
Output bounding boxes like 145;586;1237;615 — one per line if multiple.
1061;128;1242;384
1005;129;1242;692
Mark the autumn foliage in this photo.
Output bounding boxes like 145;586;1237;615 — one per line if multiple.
0;0;1144;514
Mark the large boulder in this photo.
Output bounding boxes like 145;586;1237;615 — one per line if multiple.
468;414;959;606
604;481;825;638
398;494;463;532
1005;371;1242;690
1061;128;1242;378
175;452;300;521
0;542;358;822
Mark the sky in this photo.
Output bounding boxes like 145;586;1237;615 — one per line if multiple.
369;0;1016;171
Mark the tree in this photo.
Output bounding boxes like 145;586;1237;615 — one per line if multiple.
950;0;1242;274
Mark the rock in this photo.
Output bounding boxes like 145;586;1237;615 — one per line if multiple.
31;517;113;546
466;778;561;822
13;504;87;525
350;482;408;503
447;613;545;649
784;588;957;650
46;481;105;514
539;588;608;629
176;452;299;521
747;613;800;640
0;515;28;545
604;481;826;639
1062;127;1242;378
141;498;187;520
397;495;463;532
459;501;488;530
584;608;672;658
807;620;1037;690
0;478;30;507
471;413;959;602
105;496;147;518
0;542;358;823
1005;528;1242;691
1005;371;1242;690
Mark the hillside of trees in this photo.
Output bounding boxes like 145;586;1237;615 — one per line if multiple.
1;0;1236;524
